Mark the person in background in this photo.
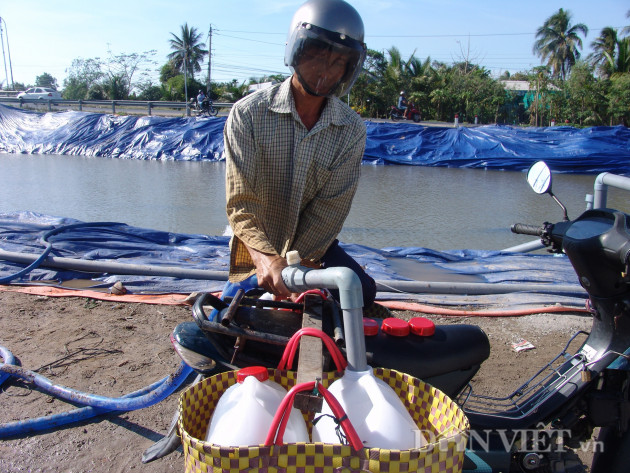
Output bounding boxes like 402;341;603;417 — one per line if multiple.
196;90;207;112
398;91;408;118
222;0;382;314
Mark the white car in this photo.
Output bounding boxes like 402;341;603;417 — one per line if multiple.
17;87;62;100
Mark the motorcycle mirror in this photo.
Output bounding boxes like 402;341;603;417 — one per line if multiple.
527;161;552;194
170;334;216;375
526;161;569;221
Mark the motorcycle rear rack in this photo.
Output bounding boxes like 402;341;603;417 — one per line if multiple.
457;331;591;420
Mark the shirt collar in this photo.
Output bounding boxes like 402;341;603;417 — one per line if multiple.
270;77;355;128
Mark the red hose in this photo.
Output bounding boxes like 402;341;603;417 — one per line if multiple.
379;300;589;317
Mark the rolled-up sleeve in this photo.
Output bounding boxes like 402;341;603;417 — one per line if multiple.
225;105;277;256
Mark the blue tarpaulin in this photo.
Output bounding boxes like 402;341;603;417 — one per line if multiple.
1;104;628;173
0;212;585;309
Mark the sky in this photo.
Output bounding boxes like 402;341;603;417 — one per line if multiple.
1;0;628;90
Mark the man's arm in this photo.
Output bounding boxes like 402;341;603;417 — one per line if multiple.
224;104;290;296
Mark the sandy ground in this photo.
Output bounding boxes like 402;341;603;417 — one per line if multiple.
0;289;595;473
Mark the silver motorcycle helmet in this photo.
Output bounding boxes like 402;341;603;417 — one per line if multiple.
284;0;367;98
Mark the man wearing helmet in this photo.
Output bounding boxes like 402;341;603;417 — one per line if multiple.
398;91;408;118
222;0;377;310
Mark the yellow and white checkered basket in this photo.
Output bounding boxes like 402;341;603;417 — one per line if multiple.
178;367;469;473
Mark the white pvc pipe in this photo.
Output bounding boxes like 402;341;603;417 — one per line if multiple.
282;263;367;371
593;172;630;209
375;279;583;296
0;249;228;281
0;248;583;296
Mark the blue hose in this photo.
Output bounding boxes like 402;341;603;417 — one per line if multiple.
0;361;191;410
0;343;193;438
0;223;195;437
0;221;124;283
0;344;16;387
0;377;166;438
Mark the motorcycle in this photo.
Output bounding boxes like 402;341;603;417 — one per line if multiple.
190;96;218;117
144;161;630;472
389;102;421;123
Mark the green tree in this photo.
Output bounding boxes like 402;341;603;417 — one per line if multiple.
623;9;630;37
136;81;164;101
35;72;58;89
564;61;606;126
526;66;555;126
533;8;588;81
604;37;630;74
429;64;452;122
353;49;388;117
588;27;619;78
607;72;630;126
104;49;157;98
164;75;205;101
168;23;208;80
217;79;249;102
160;60;180;83
63;58;104;100
407;57;435;120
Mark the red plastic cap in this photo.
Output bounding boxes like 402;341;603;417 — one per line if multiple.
363;318;379;336
237;366;269;383
409;317;436;337
381;318;410;337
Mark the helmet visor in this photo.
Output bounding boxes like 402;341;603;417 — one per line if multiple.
286;23;366;97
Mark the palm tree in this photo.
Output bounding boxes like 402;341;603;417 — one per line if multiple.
606;37;630;74
168;23;208;80
623;10;630;36
533;8;588;81
588;27;618;78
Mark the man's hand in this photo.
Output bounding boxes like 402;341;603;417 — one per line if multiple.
247;248;291;297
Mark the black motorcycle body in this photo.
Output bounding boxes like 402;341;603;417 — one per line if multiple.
174;299;490;398
157;163;630;472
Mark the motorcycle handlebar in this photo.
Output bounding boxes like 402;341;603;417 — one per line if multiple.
511;223;545;236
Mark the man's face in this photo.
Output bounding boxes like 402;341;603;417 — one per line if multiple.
295;45;348;96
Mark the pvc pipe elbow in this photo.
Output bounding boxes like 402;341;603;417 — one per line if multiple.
323;267;363;310
281;265;363;310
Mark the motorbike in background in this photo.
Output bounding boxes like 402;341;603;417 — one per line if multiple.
389;102;421;122
146;161;630;472
190;97;218;117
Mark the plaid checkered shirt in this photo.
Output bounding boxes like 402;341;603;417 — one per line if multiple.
224;77;366;282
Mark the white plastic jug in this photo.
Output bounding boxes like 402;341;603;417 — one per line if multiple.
205;366;309;446
312;368;427;449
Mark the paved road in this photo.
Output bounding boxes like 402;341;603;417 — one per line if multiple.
3;99;464;127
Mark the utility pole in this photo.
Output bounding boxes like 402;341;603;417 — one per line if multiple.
0;17;14;90
207;25;212;95
184;50;189;116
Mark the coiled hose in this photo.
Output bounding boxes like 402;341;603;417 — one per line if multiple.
0;344;192;438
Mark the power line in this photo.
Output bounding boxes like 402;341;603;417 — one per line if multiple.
214;31;284;46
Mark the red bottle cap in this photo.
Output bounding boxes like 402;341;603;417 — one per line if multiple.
381;318;410;337
409;317;436;336
237;366;269;383
363;318;379;336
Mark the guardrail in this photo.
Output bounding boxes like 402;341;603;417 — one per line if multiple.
0;97;233;117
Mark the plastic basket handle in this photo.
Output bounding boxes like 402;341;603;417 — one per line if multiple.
265;381;363;451
278;327;347;371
